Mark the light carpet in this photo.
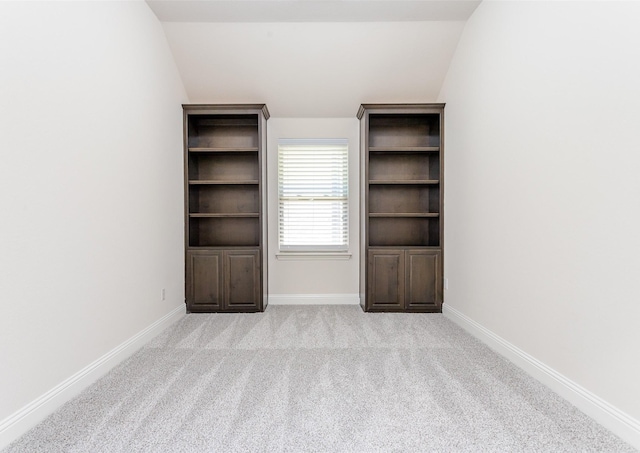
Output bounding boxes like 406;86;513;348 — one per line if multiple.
4;305;635;452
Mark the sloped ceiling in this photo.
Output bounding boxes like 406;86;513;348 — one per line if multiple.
146;1;480;117
147;0;481;22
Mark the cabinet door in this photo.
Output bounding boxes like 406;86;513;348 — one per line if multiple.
405;249;441;310
367;249;405;311
186;250;223;312
224;249;260;310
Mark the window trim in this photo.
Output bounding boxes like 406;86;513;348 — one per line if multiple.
275;252;352;261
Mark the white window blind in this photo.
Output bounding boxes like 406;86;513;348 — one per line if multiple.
278;139;348;251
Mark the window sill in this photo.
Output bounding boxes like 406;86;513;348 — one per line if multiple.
276;252;352;261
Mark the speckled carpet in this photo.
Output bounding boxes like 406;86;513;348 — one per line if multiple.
4;305;635;452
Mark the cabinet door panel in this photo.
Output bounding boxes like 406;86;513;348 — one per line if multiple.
224;250;260;310
405;250;441;310
186;251;222;311
367;249;405;310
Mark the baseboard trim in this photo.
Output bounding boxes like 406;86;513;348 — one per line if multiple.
0;304;185;450
269;294;360;305
443;304;640;450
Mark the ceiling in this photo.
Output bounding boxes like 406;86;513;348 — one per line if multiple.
146;0;482;22
146;1;481;117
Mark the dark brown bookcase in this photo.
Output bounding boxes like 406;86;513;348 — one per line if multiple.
184;105;269;312
358;104;444;312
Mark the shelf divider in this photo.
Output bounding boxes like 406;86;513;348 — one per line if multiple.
188;180;259;185
369;213;439;218
369;179;439;185
368;146;439;153
189;213;259;218
188;147;259;153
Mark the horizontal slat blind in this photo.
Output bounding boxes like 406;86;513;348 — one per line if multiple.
278;139;348;251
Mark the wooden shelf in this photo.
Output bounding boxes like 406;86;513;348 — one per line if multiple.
186;245;259;250
368;216;439;247
189;213;259;218
188;152;258;181
188;180;259;185
188;216;260;247
188;147;258;153
369;213;439;218
369;179;439;185
369;146;439;153
366;245;441;250
359;105;443;313
184;105;268;312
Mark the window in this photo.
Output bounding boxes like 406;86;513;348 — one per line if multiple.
278;139;348;252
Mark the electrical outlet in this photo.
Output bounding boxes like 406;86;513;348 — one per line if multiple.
444;278;449;291
161;288;166;301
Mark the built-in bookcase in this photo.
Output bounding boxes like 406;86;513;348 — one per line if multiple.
358;104;444;312
184;105;269;312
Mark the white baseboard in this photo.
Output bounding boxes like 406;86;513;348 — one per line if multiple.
269;293;360;305
443;304;640;450
0;304;185;450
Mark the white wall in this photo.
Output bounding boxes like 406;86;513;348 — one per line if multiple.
0;0;187;442
440;0;640;433
267;119;360;303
